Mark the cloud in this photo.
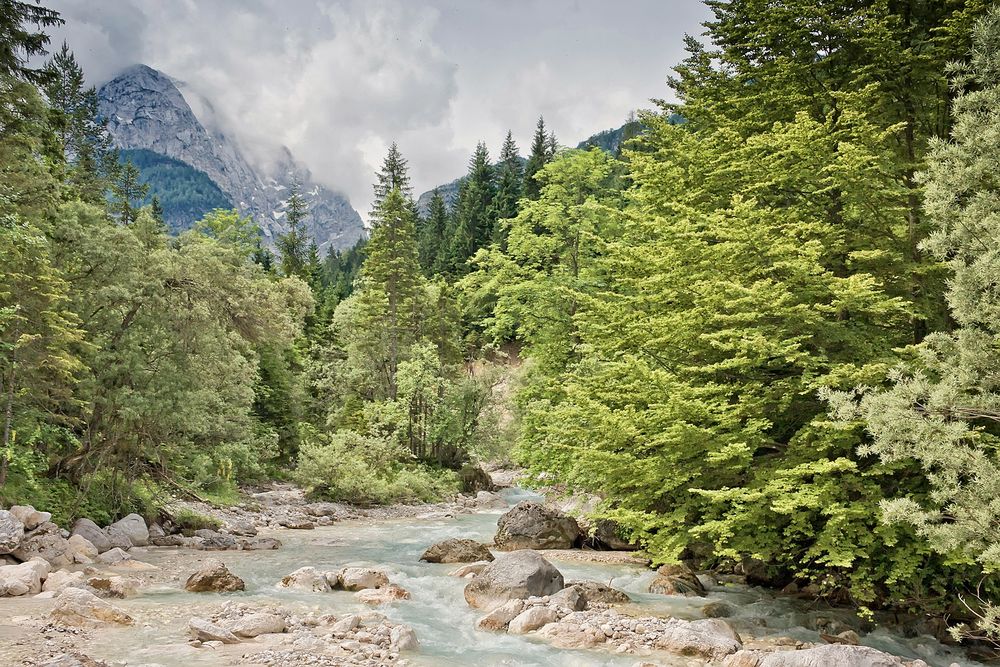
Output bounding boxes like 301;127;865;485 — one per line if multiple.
43;0;710;218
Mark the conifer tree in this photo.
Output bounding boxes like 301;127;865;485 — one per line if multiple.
490;130;523;243
0;0;62;83
449;142;496;273
277;183;310;280
370;142;413;218
419;189;448;276
523;116;550;200
109;159;148;225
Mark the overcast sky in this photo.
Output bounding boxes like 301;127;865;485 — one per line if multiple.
44;0;712;217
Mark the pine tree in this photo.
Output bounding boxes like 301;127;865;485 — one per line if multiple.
370;142;413;219
419;189;448;276
490;130;523;245
449;142;496;273
523;116;550;200
0;0;62;83
277;183;310;280
109;159;148;225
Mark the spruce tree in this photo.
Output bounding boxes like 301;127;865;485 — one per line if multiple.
523;116;550;200
449;142;496;273
370;142;413;219
419;189;448;276
490;130;523;244
277;183;310;280
109;159;148;225
0;0;62;83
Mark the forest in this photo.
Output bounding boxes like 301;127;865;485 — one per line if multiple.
3;0;1000;649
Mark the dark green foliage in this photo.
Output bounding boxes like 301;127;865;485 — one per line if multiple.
0;0;62;83
449;142;496;273
119;149;232;232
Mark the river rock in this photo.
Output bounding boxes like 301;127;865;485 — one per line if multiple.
591;519;638;550
225;612;286;638
508;606;559;634
149;534;187;547
239;536;281;550
565;580;631;605
537;621;607;649
148;522;165;539
188;617;240;644
336;567;389;591
96;547;132;565
464;549;564;610
355;583;410;605
12;525;72;567
459;464;494;493
86;574;140;598
278;517;315;529
703;600;738;618
653;618;741;660
67;535;98;564
390;625;420;651
0;510;24;555
71;519;111;554
108;513;149;546
494;501;581;550
185;558;245;592
280;566;330;592
421;538;494;563
449;561;490;578
103;525;132;550
476;599;525;631
649;563;707;597
475;491;507;509
196;533;237;550
0;558;50;596
42;569;86;593
9;505;51;530
549;585;586;611
50;587;133;626
723;644;923;667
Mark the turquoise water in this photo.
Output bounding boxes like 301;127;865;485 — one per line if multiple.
71;489;977;667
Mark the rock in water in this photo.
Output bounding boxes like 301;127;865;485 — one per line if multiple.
565;580;631;605
50;587;133;626
224;613;286;638
508;606;559;634
0;510;25;554
336;567;389;591
12;523;73;567
0;558;50;596
279;566;330;592
649;563;707;597
185;558;245;592
389;625;420;651
725;644;922;666
188;617;240;644
420;538;494;563
71;519;111;554
67;535;98;563
494;501;581;550
464;550;564;610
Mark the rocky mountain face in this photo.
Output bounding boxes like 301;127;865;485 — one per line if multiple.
98;64;363;252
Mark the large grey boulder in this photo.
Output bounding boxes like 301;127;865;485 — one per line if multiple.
0;510;25;554
649;563;707;597
653;618;742;660
71;519;111;554
565;580;631;605
50;587;133;626
12;523;72;567
185;559;245;593
723;644;924;667
9;505;51;530
464;550;564;610
279;566;330;592
335;567;389;591
494;502;581;550
108;514;148;547
420;538;494;563
188;617;240;644
224;612;286;638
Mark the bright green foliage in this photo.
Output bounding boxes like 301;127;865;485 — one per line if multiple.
449;142;496;274
193;208;260;259
829;9;1000;634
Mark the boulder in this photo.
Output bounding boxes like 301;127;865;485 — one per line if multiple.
9;505;51;530
107;514;148;547
421;538;494;564
0;558;50;596
508;606;559;634
494;501;581;550
50;587;133;626
449;561;490;578
355;583;410;605
464;550;564;610
71;519;111;554
67;535;98;564
537;621;607;649
12;526;72;567
149;534;187;547
475;491;507;509
278;517;315;530
565;580;631;605
239;536;281;550
279;566;330;592
723;644;920;667
188;617;240;644
86;575;139;599
103;525;132;550
223;519;257;537
96;547;132;565
476;599;525;631
590;519;638;551
196;534;237;551
389;625;419;651
459;464;494;493
147;522;165;539
549;586;586;611
224;613;286;638
336;567;389;591
42;570;86;593
185;558;245;592
703;600;738;618
649;563;707;597
653;618;741;660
